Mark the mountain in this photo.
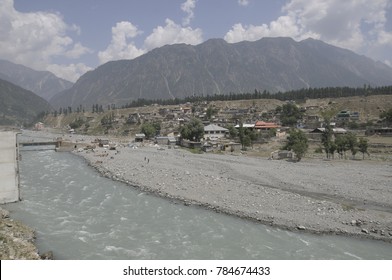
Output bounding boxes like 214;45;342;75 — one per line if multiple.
0;59;73;101
50;37;392;108
0;78;52;126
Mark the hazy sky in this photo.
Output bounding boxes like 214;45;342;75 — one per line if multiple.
1;0;391;82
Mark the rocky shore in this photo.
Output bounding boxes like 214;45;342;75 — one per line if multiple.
0;207;41;259
73;142;392;243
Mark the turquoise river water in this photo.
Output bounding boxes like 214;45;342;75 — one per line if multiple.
5;148;392;260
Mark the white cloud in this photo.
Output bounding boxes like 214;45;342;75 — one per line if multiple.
224;15;311;42
238;0;249;6
98;21;146;64
144;19;203;50
47;63;93;83
181;0;197;26
98;0;203;66
66;43;93;59
224;0;392;63
0;0;91;82
384;60;392;67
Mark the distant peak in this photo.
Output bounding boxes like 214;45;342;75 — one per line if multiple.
202;38;228;45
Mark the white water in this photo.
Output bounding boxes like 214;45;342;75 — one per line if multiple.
5;149;392;260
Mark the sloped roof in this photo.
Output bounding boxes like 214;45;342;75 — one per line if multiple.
234;124;255;128
310;128;347;133
255;121;279;128
204;124;228;132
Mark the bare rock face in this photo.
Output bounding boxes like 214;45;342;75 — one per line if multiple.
0;59;73;101
51;37;392;108
0;207;40;260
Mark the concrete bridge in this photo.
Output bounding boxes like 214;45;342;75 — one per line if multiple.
0;131;20;204
19;140;61;148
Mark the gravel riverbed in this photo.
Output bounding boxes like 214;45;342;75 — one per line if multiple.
74;143;392;243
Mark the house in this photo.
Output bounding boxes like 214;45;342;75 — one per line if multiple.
234;124;255;129
202;142;214;152
310;128;347;134
223;142;242;152
204;124;229;140
350;112;360;120
155;136;169;145
155;136;177;146
34;122;44;131
270;150;295;160
168;136;177;146
181;139;202;149
336;110;351;121
135;133;146;142
254;121;280;130
308;127;347;140
366;127;392;136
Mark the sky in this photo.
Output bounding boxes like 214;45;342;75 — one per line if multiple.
1;0;391;82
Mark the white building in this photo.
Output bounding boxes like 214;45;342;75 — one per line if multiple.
204;124;228;140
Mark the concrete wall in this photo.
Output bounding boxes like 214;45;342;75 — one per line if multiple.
0;131;20;204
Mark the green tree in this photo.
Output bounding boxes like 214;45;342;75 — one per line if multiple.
237;122;257;150
279;103;303;126
358;138;369;160
180;118;204;141
380;108;392;125
284;129;309;162
335;135;348;159
242;135;251;149
321;120;333;159
69;118;84;129
238;122;246;149
141;123;157;139
226;124;238;139
328;142;337;159
345;132;358;159
206;106;218;120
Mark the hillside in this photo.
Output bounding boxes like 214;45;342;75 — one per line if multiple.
0;59;73;101
50;37;392;108
0;79;52;126
42;94;392;139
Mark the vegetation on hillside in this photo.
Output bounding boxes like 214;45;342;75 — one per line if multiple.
0;79;51;126
49;85;392;114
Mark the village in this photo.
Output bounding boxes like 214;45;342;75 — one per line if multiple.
38;94;392;161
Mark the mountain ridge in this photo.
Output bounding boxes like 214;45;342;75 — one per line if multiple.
0;78;52;126
0;59;73;101
50;37;392;108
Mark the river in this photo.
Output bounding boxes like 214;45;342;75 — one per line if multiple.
5;148;392;259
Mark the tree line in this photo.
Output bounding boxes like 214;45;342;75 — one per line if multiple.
47;85;392;116
118;85;392;108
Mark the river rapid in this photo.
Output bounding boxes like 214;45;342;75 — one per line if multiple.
5;148;392;260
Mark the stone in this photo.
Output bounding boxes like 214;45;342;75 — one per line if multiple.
40;251;54;260
361;229;369;234
297;225;306;230
0;209;10;219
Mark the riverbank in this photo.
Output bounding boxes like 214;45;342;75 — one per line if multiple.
71;141;392;243
17;130;392;243
0;207;41;259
